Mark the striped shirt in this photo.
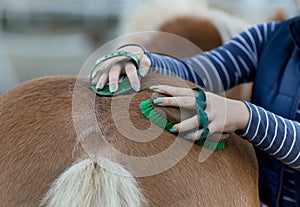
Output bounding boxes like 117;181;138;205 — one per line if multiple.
146;21;300;170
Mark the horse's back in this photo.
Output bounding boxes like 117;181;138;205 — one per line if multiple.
0;76;80;206
0;75;259;206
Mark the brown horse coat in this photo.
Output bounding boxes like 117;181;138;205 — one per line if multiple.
0;74;259;206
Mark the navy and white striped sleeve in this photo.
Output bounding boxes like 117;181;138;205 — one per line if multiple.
146;22;279;92
237;102;300;170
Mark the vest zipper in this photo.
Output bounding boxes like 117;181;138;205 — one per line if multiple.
275;166;285;207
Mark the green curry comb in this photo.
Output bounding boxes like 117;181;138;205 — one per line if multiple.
139;99;225;151
90;50;141;96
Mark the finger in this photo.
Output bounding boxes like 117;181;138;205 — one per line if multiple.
183;120;228;141
184;130;203;141
137;54;151;77
171;109;212;132
91;64;111;85
149;85;198;97
171;115;199;133
124;62;140;92
95;72;109;90
153;96;196;109
183;125;212;141
108;63;122;92
91;56;124;86
91;70;100;85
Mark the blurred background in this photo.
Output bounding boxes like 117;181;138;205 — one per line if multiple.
0;0;299;94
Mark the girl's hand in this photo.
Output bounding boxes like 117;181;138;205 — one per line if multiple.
149;85;250;140
91;45;151;92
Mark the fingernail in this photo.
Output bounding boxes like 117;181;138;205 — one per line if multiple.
169;128;178;133
149;85;159;90
110;84;116;93
139;68;147;77
184;135;192;141
96;82;102;90
153;98;164;104
133;83;140;92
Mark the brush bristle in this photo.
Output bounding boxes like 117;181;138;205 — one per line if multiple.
140;99;174;131
195;139;225;151
139;99;225;151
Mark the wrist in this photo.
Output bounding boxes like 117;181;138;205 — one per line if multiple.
236;101;250;131
227;99;250;131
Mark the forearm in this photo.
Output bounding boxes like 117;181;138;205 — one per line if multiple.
145;22;279;93
146;46;254;93
236;102;300;170
146;52;205;86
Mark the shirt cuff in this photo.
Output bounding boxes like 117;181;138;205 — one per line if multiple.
235;101;257;139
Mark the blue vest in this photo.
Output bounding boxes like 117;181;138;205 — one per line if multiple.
252;17;300;206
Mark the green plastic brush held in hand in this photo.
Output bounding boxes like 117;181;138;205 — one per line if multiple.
139;93;225;151
90;50;142;96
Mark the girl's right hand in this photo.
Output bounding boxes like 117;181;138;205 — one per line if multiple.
91;44;151;92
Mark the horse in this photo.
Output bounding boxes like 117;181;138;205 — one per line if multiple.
0;73;259;206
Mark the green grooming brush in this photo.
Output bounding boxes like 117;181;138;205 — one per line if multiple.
90;51;141;96
195;138;225;151
139;99;225;151
140;99;174;131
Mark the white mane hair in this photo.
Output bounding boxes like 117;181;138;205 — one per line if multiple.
40;158;147;207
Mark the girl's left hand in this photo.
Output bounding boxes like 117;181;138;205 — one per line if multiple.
149;85;250;141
